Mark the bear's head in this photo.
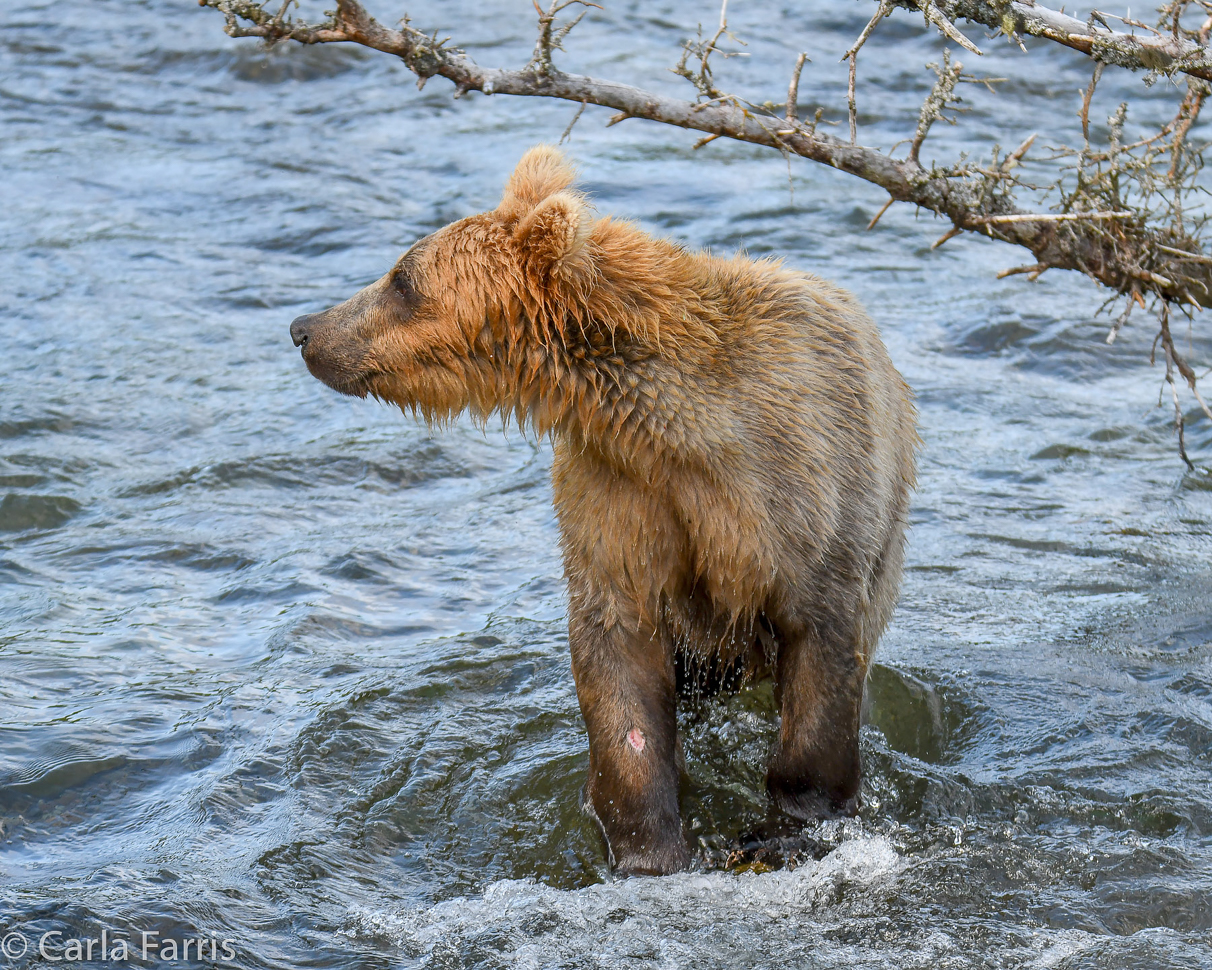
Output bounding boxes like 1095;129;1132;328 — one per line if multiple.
289;145;596;421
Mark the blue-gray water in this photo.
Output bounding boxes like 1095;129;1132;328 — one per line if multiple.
2;1;1211;967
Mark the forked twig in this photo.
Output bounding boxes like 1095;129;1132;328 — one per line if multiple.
842;1;893;145
530;0;600;77
673;0;745;102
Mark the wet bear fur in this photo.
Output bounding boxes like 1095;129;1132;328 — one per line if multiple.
289;146;917;875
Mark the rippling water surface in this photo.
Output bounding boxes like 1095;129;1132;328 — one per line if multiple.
2;1;1212;967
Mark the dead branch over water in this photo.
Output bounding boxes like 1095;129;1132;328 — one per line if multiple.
895;0;1212;79
202;0;1212;453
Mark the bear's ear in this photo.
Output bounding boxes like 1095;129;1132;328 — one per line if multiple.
497;145;577;224
513;190;593;279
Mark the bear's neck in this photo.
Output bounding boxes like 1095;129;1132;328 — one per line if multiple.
454;221;736;477
475;275;721;478
469;308;659;451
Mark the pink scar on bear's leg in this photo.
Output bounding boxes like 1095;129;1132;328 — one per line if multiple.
626;728;646;753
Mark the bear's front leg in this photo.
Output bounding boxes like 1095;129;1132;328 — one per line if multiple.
766;624;866;820
567;599;690;876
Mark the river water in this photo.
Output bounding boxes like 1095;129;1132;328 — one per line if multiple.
2;1;1211;967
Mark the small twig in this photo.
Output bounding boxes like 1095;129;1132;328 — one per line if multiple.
997;262;1047;278
1080;62;1104;144
848;54;858;144
1157;243;1212;263
844;0;893;60
910;50;964;165
867;196;895;230
559;98;587;143
1160;302;1212;421
1002;132;1037;172
1170;365;1194;470
786;52;808;124
1168;77;1209;180
918;0;983;54
1106;293;1134;343
693;132;721;149
1126;264;1174;288
840;0;891;145
552;4;595;47
706;0;731;78
968;210;1134;224
1160;304;1196;469
1194;382;1212;425
1091;7;1161;34
931;225;964;248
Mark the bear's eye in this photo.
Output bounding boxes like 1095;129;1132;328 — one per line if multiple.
388;240;427;314
390;263;423;314
392;268;415;301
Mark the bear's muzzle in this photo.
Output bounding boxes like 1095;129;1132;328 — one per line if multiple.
287;309;374;398
290;313;318;350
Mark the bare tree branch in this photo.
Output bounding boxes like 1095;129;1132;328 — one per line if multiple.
894;0;1212;80
200;0;1212;461
200;0;1212;312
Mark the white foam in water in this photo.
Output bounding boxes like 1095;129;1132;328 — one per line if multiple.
344;836;904;969
1032;930;1097;968
343;836;1135;969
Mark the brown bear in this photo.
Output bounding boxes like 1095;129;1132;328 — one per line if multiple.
289;146;916;876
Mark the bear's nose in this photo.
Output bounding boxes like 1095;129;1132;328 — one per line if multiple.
290;314;317;350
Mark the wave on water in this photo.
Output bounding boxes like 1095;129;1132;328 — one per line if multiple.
344;835;907;968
